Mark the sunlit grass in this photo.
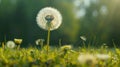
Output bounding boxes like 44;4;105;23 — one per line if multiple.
0;44;120;67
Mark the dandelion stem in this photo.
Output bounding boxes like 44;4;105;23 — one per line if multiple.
2;42;4;49
41;43;43;50
59;39;62;47
4;35;6;45
17;45;20;50
83;41;86;49
47;27;50;54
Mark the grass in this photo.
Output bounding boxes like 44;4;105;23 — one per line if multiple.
0;45;120;67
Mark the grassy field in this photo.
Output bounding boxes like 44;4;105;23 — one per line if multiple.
0;44;120;67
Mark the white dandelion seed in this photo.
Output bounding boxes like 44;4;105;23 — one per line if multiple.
78;54;97;65
36;7;62;30
35;39;45;45
96;54;110;60
14;38;23;45
80;36;87;41
60;45;72;50
6;41;16;49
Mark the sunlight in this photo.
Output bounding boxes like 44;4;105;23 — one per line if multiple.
74;0;91;7
76;8;86;18
84;0;90;7
100;5;108;15
74;0;81;7
107;0;120;21
91;0;99;4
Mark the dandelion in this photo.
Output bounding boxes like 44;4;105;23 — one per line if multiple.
80;36;87;48
14;38;23;49
35;39;45;45
61;45;72;50
36;39;45;49
14;38;22;45
60;45;72;55
36;7;62;31
2;42;5;49
80;36;87;41
36;7;62;54
6;41;16;49
78;54;97;65
96;54;110;61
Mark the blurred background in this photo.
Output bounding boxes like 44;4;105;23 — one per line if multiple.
0;0;120;47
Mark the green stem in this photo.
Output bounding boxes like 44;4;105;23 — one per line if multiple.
17;45;20;50
41;43;43;50
83;41;86;49
59;39;62;47
2;42;5;49
4;35;6;45
47;27;50;54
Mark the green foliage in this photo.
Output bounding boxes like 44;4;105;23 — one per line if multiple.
78;0;120;45
0;46;120;67
53;1;80;43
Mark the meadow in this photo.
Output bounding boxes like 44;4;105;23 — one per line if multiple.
0;43;120;67
0;0;120;67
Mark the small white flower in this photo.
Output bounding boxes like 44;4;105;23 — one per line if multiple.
35;39;45;45
14;38;23;45
78;54;97;65
80;36;86;41
96;54;110;60
60;45;72;50
36;7;62;30
6;41;16;49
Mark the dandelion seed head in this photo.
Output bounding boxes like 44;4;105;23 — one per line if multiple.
36;7;62;30
80;36;87;41
61;45;72;50
14;38;23;45
78;54;97;65
35;39;45;45
45;15;54;22
6;41;16;49
96;54;110;60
